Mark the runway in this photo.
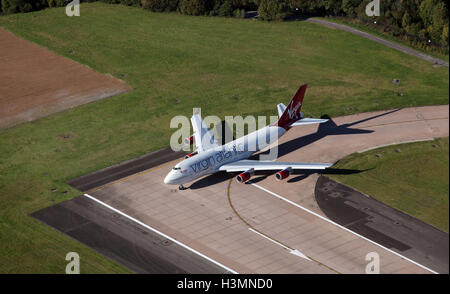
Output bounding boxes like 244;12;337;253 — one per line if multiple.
37;105;448;273
32;195;230;273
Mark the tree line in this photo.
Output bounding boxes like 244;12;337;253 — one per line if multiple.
1;0;448;53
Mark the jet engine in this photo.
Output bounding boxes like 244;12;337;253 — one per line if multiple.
184;136;194;145
184;151;198;159
275;167;292;181
236;168;254;183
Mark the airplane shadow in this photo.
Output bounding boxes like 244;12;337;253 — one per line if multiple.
247;175;269;184
188;167;369;189
189;170;276;189
256;108;401;159
189;172;234;190
188;109;399;189
286;168;369;183
287;173;310;183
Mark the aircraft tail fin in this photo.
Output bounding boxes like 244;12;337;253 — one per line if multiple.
276;84;307;129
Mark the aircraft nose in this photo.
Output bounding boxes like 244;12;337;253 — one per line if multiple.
164;171;176;185
164;174;172;184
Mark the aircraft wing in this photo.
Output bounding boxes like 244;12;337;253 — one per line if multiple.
218;160;332;172
191;110;220;152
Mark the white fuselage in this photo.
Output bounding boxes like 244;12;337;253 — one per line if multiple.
164;125;286;185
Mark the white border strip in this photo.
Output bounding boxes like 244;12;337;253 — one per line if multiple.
249;183;438;274
248;228;311;261
248;228;291;251
357;138;434;153
84;193;238;274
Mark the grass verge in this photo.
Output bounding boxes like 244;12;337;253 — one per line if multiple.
320;16;449;62
329;137;449;233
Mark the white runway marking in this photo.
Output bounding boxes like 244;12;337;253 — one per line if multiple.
249;183;438;274
84;193;238;274
357;138;434;153
248;228;311;261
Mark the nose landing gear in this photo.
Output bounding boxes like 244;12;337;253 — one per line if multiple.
178;184;186;190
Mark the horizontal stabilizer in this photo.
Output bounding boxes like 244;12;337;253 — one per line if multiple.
291;118;329;126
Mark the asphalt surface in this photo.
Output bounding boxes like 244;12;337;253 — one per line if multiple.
31;195;228;274
306;18;449;68
36;106;447;274
34;147;230;274
68;147;185;192
315;176;449;274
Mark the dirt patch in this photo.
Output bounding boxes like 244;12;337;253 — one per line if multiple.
0;28;132;129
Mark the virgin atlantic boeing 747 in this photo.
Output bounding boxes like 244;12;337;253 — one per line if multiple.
164;84;331;190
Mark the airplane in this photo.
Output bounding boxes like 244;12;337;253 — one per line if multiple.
164;84;332;190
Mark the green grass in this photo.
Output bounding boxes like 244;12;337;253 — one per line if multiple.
0;2;448;273
330;138;449;233
320;16;450;62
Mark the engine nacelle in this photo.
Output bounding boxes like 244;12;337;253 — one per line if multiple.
184;151;198;159
275;167;292;181
184;135;194;145
236;168;254;183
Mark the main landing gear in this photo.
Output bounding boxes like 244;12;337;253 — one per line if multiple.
178;184;186;190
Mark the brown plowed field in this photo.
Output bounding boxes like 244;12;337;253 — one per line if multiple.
0;28;131;129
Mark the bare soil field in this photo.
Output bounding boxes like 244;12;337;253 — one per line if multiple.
0;28;131;129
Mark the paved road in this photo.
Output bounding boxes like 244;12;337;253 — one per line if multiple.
315;176;449;274
68;147;185;192
35;105;448;274
57;105;447;274
248;105;448;273
31;195;229;274
306;18;449;67
38;148;233;274
256;105;449;218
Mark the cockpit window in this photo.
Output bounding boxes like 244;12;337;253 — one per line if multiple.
173;167;181;170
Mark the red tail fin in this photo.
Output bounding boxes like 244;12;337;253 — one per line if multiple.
276;84;307;129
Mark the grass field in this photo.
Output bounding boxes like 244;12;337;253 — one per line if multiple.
330;138;449;233
0;2;448;273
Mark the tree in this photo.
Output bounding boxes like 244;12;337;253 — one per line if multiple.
341;0;360;17
141;0;179;12
418;0;448;44
179;0;213;15
257;0;289;21
1;0;33;13
323;0;343;15
419;0;435;28
47;0;71;7
441;24;448;46
120;0;141;6
217;0;233;16
430;1;447;42
402;11;411;28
